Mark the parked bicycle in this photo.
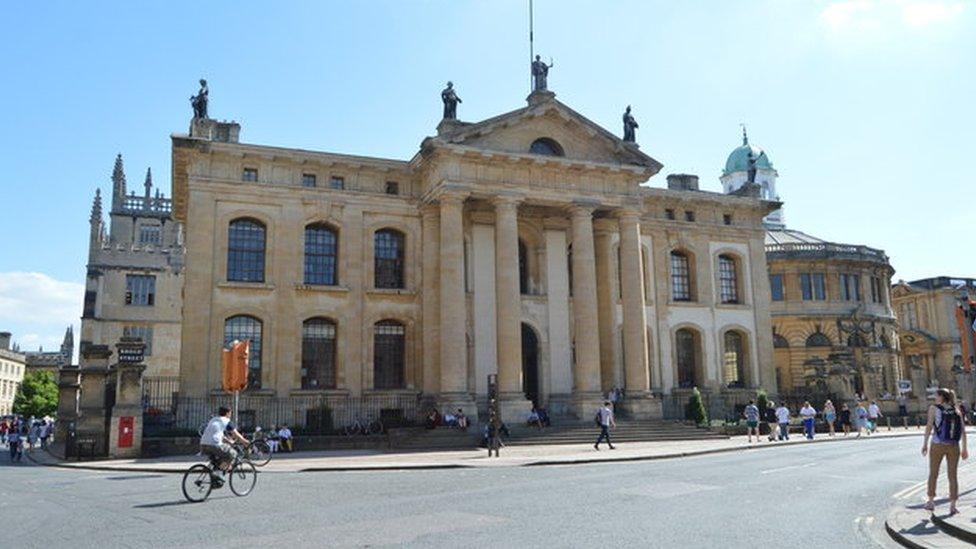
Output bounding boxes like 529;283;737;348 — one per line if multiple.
182;447;257;503
342;416;384;436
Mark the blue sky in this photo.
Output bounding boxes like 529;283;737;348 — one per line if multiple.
0;0;973;354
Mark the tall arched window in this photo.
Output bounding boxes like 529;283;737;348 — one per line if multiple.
806;332;831;347
224;315;262;389
718;254;739;304
529;138;564;157
519;239;529;294
304;224;338;285
675;328;699;388
723;331;746;388
227;218;266;282
373;320;405;389
302;318;336;389
374;229;405;289
670;251;693;301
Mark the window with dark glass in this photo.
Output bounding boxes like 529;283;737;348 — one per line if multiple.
870;276;883;304
242;168;258;182
304;224;338;285
83;290;97;318
329;176;344;190
665;209;675;220
770;274;784;301
373;320;405;389
805;332;831;347
840;273;861;301
385;181;399;195
123;325;153;356
676;329;697;388
723;331;745;388
670;251;692;301
718;255;739;304
773;333;789;348
138;225;161;245
529;138;564;156
519;239;529;294
684;210;695;222
723;214;732;225
302;318;336;389
224;315;262;389
125;275;156;306
800;273;826;301
374;229;405;289
302;173;317;188
227;219;266;282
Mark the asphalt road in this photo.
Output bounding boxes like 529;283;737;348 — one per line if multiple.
1;435;942;548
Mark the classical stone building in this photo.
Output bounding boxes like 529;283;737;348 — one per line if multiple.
720;133;900;400
79;155;184;378
0;332;26;416
172;88;778;422
892;277;976;400
23;326;73;373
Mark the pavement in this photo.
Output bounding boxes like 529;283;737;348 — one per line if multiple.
884;456;976;547
24;426;927;473
1;431;930;548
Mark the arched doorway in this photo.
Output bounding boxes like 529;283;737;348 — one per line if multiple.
521;323;540;406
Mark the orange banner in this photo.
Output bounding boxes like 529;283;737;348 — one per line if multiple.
221;339;250;392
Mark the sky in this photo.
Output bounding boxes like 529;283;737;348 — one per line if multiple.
0;0;973;356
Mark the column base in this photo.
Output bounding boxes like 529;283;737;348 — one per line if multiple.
619;392;663;420
437;392;479;422
571;392;607;420
497;393;534;425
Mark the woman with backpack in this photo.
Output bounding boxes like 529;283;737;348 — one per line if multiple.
922;388;969;514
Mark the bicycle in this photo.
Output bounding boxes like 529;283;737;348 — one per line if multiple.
341;416;384;437
235;433;272;467
181;447;258;503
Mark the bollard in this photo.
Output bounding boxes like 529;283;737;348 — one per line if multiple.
903;416;908;429
887;417;891;431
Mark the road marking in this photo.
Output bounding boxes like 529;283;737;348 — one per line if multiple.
893;481;926;500
760;462;817;475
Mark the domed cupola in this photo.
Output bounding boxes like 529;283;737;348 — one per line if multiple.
720;126;784;229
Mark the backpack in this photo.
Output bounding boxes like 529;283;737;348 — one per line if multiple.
937;406;963;443
594;411;602;427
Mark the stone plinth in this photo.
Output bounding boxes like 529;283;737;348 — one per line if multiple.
108;356;146;459
497;394;533;425
571;392;606;420
51;366;81;459
620;394;663;420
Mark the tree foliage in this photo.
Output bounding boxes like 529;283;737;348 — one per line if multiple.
13;370;59;418
685;387;709;426
756;389;769;413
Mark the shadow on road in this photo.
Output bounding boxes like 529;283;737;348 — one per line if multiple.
133;494;238;508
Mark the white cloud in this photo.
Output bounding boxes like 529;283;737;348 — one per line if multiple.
820;0;966;30
902;1;964;26
0;272;82;355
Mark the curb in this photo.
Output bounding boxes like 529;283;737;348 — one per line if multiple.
25;430;924;474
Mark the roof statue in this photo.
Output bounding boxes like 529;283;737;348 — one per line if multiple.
190;78;209;119
531;55;553;92
622;105;638;143
441;81;462;120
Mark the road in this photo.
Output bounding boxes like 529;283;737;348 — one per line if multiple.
1;435;943;548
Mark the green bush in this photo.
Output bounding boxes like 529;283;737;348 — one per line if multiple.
756;389;769;413
685;387;709;426
13;370;58;418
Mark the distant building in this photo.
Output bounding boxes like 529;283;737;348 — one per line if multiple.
24;326;73;373
891;277;976;398
0;332;26;415
80;154;184;378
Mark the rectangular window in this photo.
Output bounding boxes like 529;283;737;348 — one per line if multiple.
665;209;675;220
718;256;739;304
684;210;695;222
122;325;153;356
302;173;317;188
385;181;399;195
870;276;883;304
242;168;258;182
840;273;862;301
83;290;97;318
770;274;784;301
329;176;344;190
670;253;692;301
723;214;732;226
138;225;161;245
800;273;826;301
125;275;156;306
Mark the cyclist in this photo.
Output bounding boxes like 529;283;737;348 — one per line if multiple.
199;406;248;476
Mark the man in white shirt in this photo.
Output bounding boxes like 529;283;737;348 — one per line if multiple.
594;401;616;450
200;406;248;471
775;403;791;441
867;400;882;433
277;424;293;452
799;402;817;440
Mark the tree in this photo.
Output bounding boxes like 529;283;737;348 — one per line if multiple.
13;370;59;418
685;387;709;426
756;389;769;413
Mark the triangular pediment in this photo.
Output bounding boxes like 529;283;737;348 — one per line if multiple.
430;98;662;173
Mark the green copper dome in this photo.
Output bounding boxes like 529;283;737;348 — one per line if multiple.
723;130;773;175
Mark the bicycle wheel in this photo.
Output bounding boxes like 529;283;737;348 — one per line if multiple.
182;464;214;503
368;420;384;435
247;440;272;467
229;460;257;497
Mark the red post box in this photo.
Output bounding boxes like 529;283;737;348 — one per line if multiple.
118;416;134;448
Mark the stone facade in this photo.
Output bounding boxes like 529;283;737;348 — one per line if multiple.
0;332;26;415
172;90;778;422
80;155;184;378
23;326;73;373
892;277;976;401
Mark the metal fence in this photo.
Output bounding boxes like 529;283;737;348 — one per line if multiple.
142;390;424;436
661;390;763;423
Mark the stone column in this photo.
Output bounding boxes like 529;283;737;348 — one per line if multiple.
493;195;532;422
617;209;661;419
438;192;475;414
569;204;604;417
52;365;82;459
420;204;441;402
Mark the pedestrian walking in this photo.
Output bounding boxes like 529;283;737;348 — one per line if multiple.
855;402;869;437
743;400;760;443
0;419;7;445
765;401;779;442
922;388;969;515
839;403;852;436
594;401;616;450
868;400;882;433
775;402;791;441
800;401;817;440
7;427;22;462
823;400;836;436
